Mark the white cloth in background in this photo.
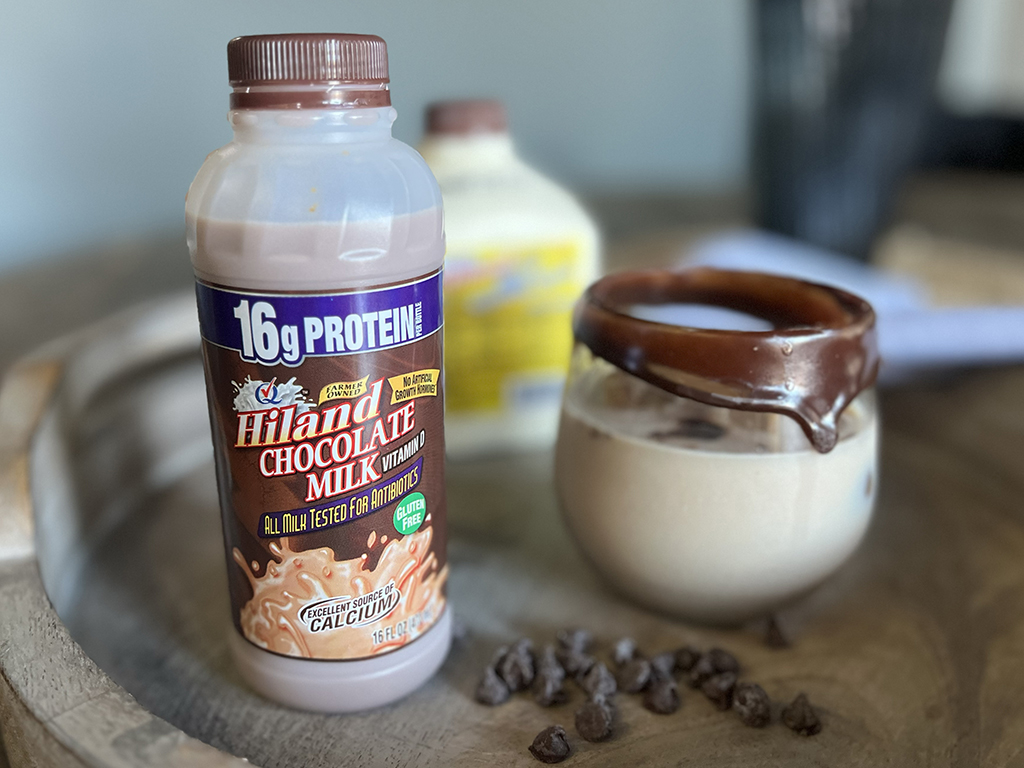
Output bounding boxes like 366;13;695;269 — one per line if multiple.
673;229;1024;380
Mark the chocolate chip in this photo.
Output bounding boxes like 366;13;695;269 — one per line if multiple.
674;645;701;672
557;627;594;653
580;661;617;698
556;647;596;678
689;648;739;687
499;638;535;692
537;644;565;681
533;645;567;705
475;665;510;706
764;615;790;649
782;693;822;736
706;648;739;674
612;637;637;666
701;671;737;710
688;655;716;688
733;682;771;727
617;657;651;693
649;651;676;680
533;673;569;707
529;725;571;763
643;677;680;714
490;644;509;667
575;698;614;742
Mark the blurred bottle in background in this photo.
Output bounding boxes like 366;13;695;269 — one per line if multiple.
419;100;601;457
754;0;955;259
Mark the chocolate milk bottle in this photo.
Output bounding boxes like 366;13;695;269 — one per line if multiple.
186;34;450;712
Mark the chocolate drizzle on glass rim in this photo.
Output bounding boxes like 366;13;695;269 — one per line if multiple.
572;268;880;453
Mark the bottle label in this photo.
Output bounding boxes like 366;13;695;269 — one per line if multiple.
444;240;586;414
195;271;447;660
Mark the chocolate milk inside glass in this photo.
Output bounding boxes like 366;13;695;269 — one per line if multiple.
186;33;451;712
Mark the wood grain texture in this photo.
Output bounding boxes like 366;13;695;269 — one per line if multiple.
0;550;244;768
876;226;1024;306
0;304;247;768
26;319;1024;767
4;183;1024;765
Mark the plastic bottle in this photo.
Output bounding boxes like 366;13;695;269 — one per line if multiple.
186;33;450;712
418;100;601;456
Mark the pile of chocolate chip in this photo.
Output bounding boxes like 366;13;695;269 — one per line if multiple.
474;628;821;764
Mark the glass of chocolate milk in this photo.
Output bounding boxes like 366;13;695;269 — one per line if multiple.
554;268;879;624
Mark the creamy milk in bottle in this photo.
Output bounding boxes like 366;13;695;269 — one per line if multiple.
419;100;600;456
186;33;450;712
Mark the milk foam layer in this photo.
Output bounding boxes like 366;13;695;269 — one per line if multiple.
555;365;877;623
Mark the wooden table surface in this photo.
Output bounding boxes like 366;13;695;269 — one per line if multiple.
36;358;1024;768
4;178;1024;766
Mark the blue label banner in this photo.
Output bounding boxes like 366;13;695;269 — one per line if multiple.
196;272;443;367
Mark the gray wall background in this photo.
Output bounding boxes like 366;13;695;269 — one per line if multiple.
0;0;751;273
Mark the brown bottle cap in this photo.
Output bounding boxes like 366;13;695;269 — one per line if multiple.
573;268;880;454
227;33;390;109
426;100;508;135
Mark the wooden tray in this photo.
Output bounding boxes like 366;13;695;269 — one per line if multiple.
2;293;1023;767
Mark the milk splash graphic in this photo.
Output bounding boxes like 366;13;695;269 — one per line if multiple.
233;521;447;659
233;376;312;413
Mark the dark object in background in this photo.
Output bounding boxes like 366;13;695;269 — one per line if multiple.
754;0;955;259
919;113;1024;173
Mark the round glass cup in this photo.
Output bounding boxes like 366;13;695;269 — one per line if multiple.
554;269;879;624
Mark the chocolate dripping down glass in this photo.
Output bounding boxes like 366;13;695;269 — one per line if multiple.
555;268;880;624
